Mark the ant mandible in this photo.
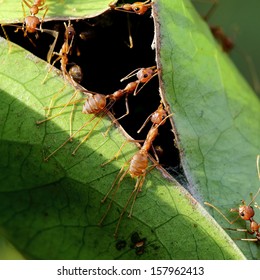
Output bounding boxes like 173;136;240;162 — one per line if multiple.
205;155;260;242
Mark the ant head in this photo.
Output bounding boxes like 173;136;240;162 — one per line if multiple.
64;21;75;41
30;5;39;16
238;205;255;221
131;3;149;15
66;26;75;41
151;104;167;125
136;67;156;83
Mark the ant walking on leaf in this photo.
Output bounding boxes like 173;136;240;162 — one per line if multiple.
1;0;57;53
99;103;173;238
23;0;48;17
37;66;158;161
205;155;260;242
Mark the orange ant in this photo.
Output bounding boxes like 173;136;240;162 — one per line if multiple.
205;155;260;242
20;0;48;37
37;66;158;161
109;0;153;15
22;0;48;17
43;21;77;84
99;103;173;238
1;0;56;51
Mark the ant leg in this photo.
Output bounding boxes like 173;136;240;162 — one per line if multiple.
203;0;218;21
151;145;160;163
257;154;260;180
43;97;85;111
22;0;33;9
102;96;129;137
1;25;12;53
36;89;79;124
45;85;67;117
43;114;98;161
69;102;78;139
45;30;59;63
22;1;27;20
114;94;130;121
114;188;136;238
225;227;255;235
42;53;61;84
225;227;259;241
71;109;110;156
120;68;142;82
99;165;130;225
101;138;144;167
39;6;49;32
128;176;146;218
137;112;153;133
204;202;240;224
236;238;258;242
126;14;133;48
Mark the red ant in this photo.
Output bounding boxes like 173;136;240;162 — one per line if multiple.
43;21;77;85
1;0;57;51
23;0;48;17
37;66;158;161
20;0;48;37
99;103;173;238
205;155;260;242
109;0;153;15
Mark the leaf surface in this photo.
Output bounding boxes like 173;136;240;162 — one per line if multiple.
0;37;245;260
0;0;113;23
153;0;260;259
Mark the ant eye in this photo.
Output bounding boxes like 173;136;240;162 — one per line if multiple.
143;73;148;78
134;7;140;11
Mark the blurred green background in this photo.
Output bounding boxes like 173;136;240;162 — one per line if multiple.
193;0;260;96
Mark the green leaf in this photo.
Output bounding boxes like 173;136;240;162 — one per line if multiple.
0;36;245;259
154;0;260;259
0;0;113;23
0;235;25;260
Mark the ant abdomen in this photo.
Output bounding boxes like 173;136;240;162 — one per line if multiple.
129;152;149;178
82;94;107;115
